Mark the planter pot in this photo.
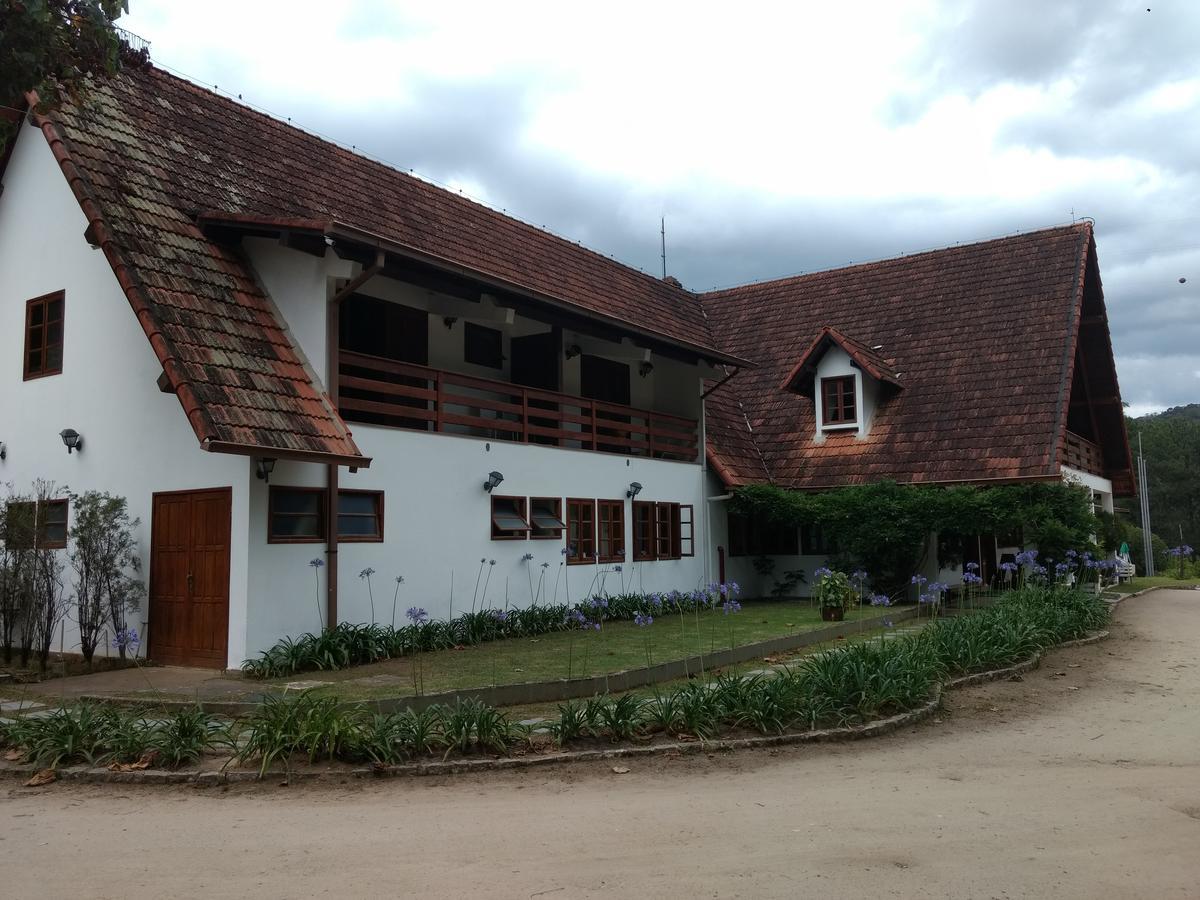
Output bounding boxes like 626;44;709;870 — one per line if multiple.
820;606;845;622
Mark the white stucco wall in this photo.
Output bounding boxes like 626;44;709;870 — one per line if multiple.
0;123;253;667
245;428;711;653
1061;466;1115;514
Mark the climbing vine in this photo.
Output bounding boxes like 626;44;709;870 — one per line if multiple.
730;481;1098;591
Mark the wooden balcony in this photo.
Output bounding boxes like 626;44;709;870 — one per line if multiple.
1064;431;1104;477
337;350;699;462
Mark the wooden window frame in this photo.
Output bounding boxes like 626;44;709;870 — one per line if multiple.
23;290;65;381
821;375;857;427
268;486;327;544
529;496;565;540
566;498;596;564
632;500;656;561
679;504;695;557
490;495;529;540
5;498;69;550
337;489;384;543
820;374;859;427
656;501;682;560
597;499;626;563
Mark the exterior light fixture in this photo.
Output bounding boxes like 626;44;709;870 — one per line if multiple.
59;429;83;454
638;361;654;377
255;457;277;482
0;441;6;461
626;481;643;499
564;344;582;360
484;470;504;493
443;316;458;329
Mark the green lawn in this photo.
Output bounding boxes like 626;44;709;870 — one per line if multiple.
1107;575;1200;595
276;601;893;700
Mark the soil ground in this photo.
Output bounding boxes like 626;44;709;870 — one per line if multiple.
2;589;1198;899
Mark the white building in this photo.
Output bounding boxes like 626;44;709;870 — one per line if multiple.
0;62;1133;669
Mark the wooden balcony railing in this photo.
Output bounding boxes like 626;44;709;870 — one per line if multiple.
1064;431;1104;477
337;350;699;462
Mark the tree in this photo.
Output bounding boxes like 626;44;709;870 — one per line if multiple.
1127;410;1200;550
68;491;142;663
1;1;128;140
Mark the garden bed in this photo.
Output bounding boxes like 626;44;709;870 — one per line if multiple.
0;586;1110;784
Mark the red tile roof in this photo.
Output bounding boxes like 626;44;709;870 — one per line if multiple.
701;223;1131;490
780;326;903;394
33;63;737;464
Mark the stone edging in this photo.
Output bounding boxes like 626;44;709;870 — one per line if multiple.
1;629;1111;787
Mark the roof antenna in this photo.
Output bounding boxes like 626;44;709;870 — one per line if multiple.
660;217;667;279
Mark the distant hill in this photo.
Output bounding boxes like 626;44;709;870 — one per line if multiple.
1156;403;1200;422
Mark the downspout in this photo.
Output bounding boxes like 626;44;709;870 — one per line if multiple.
326;249;385;629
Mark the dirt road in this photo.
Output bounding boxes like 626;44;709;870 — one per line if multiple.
3;590;1198;899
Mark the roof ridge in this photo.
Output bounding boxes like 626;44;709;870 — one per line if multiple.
142;63;700;305
699;221;1093;298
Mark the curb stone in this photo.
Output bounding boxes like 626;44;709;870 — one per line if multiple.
0;628;1113;787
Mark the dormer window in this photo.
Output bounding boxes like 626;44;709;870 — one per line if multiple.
821;376;857;427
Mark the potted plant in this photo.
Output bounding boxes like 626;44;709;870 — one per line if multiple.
813;567;853;621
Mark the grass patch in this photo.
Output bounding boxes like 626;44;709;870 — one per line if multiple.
277;601;886;699
1106;575;1200;594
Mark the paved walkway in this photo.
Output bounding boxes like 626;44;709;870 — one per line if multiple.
13;665;256;702
3;589;1198;898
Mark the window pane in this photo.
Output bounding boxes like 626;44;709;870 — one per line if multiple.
26;349;41;372
47;298;63;321
272;515;322;538
531;511;565;529
46;345;63;371
29;304;44;327
338;515;378;537
493;512;529;531
28;326;43;352
44;501;67;527
337;492;377;516
273;490;321;515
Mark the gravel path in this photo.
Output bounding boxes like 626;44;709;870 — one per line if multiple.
3;589;1198;899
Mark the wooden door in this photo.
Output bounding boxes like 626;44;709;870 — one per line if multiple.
149;488;231;668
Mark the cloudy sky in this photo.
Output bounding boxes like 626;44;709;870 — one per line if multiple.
120;0;1200;415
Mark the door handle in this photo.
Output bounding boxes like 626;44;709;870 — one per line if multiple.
187;572;195;595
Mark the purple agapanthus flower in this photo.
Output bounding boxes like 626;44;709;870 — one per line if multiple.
721;599;742;615
869;593;891;607
405;607;429;625
911;574;928;586
962;572;983;586
490;608;509;623
999;561;1018;573
112;628;140;650
1055;562;1070;575
521;552;534;562
965;562;980;573
309;558;325;569
565;609;587;627
358;567;375;579
814;567;833;579
634;613;653;627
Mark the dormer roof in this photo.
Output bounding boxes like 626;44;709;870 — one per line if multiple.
779;326;903;395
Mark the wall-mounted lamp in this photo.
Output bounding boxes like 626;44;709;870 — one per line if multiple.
255;457;277;482
484;470;504;493
0;441;6;461
443;316;458;329
564;344;582;360
626;481;643;499
638;361;654;378
59;429;83;454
